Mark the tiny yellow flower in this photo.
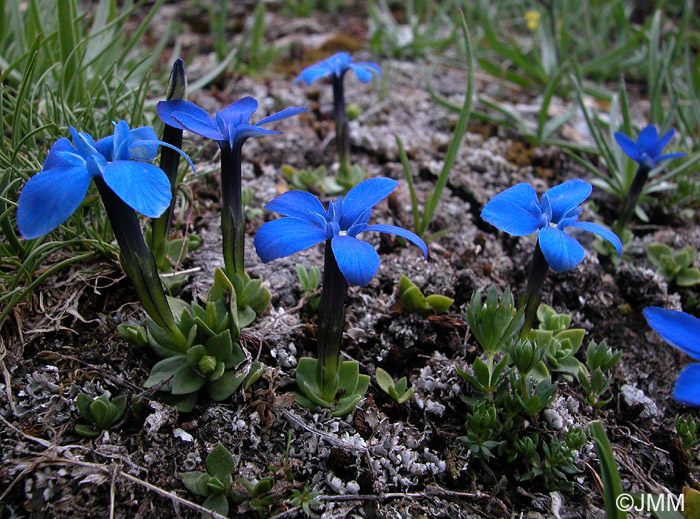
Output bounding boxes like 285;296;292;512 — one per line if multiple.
525;10;541;31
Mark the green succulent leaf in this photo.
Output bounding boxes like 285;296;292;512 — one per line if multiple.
678;268;700;287
181;471;211;497
206;369;247;401
76;393;94;421
74;424;101;437
186;344;207;368
171;366;207;395
206;444;235;481
202;493;229;517
85;395;108;429
396;387;414;404
395;376;408;396
144;356;187;388
243;361;265;391
425;294;454;314
375;367;395;394
205;330;234;361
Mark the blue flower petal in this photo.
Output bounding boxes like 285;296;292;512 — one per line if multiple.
541;179;592;223
264;190;327;223
70;127;98;158
340;178;398;228
614;132;641;162
481;183;544;236
157;100;211;129
348;63;375;83
112;120;133;161
219;97;258;126
331;235;380;287
254;217;328;263
256;107;307;127
233;124;282;142
538;226;585;272
17;165;92;239
171;110;225;141
101;160;172;218
127;126;160;161
42;138;82;170
361;224;428;259
568;221;622;256
658;152;687;162
637;125;658;154
295;63;333;85
354;62;382;77
643;307;700;360
655;128;675;156
674;364;700;406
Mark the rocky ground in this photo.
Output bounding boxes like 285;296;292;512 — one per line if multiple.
1;3;698;518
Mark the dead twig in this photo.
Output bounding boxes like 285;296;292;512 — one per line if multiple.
281;409;367;453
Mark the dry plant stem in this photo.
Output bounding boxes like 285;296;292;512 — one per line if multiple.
332;74;351;175
93;178;186;348
615;164;651;234
220;140;245;277
316;240;347;401
519;241;549;338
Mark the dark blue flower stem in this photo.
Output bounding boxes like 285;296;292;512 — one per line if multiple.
332;74;351;176
519;241;549;338
614;164;651;235
93;177;187;349
219;140;246;278
316;239;347;401
149;123;183;267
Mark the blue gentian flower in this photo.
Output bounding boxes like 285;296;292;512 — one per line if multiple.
295;52;381;85
157;96;306;149
254;178;427;287
614;125;686;168
17;121;194;240
481;179;622;272
643;307;700;406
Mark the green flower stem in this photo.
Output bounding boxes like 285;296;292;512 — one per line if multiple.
615;164;651;234
519;241;549;338
220;141;245;278
316;240;348;401
94;177;187;349
149;123;183;265
332;74;351;176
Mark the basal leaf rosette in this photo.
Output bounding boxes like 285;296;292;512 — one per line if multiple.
120;268;258;411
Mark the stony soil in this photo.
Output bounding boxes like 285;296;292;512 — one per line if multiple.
1;3;698;519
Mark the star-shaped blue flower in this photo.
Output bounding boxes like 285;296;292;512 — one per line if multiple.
254;178;427;286
481;179;622;272
157;96;306;149
643;307;700;406
17;121;194;240
295;52;381;86
614;125;686;168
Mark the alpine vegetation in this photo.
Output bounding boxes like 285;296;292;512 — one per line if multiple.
481;179;622;333
255;177;427;415
613;124;686;233
643;307;700;406
158;96;306;278
296;52;381;184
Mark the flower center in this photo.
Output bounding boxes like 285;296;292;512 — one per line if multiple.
338;230;347;236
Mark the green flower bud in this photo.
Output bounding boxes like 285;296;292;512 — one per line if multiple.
198;355;217;374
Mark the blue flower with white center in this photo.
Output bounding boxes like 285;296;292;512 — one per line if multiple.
157;96;306;149
643;307;700;406
17;120;195;240
254;177;428;287
614;125;687;169
481;179;622;273
295;52;381;86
